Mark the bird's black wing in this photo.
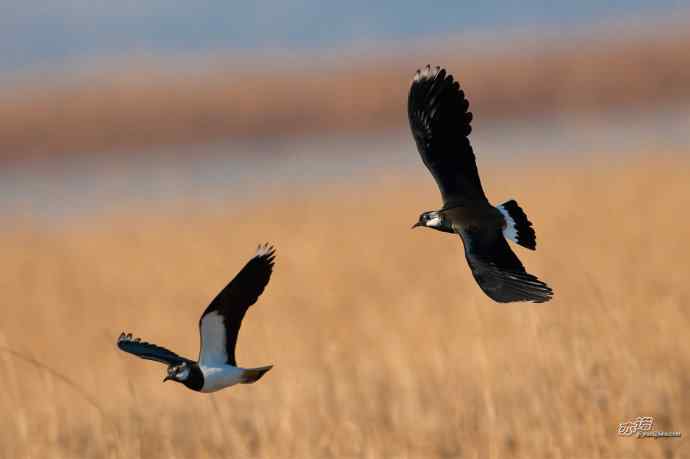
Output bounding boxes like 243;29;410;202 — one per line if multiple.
117;332;191;366
408;65;488;207
458;227;552;303
198;244;276;366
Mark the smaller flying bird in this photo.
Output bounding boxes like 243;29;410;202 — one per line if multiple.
117;244;276;392
409;65;553;303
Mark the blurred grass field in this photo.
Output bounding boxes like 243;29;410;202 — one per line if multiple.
2;25;690;164
0;156;688;458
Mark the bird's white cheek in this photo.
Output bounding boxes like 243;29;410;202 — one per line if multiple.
426;217;442;227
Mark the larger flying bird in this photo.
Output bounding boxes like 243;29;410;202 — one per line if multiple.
117;244;276;392
409;65;553;303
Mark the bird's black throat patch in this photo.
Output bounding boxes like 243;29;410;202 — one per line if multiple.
182;364;204;391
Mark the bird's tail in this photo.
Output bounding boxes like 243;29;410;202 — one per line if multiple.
497;200;536;250
240;365;273;384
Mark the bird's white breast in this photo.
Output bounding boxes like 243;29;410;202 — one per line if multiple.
199;365;245;393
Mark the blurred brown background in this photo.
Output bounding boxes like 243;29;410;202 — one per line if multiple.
1;2;689;458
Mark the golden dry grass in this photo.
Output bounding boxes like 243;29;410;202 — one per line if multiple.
0;158;689;458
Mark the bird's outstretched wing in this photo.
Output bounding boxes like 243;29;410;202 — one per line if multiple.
198;244;276;367
117;333;191;366
458;228;553;303
408;65;487;207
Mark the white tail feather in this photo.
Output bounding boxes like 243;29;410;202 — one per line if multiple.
496;199;536;250
497;203;519;243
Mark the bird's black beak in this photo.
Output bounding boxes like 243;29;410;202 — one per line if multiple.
163;376;171;383
411;221;423;229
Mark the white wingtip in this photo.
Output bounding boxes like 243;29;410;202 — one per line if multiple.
255;243;275;258
413;65;441;82
118;332;141;344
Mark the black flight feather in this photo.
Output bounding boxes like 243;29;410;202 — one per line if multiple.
199;244;276;366
117;332;191;366
459;227;552;303
408;65;488;207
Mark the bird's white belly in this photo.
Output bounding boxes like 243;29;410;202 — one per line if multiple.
200;365;245;393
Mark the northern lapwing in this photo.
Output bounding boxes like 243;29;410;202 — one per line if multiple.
409;65;553;303
117;244;276;392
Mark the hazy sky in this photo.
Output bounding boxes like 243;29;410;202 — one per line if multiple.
1;0;686;73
